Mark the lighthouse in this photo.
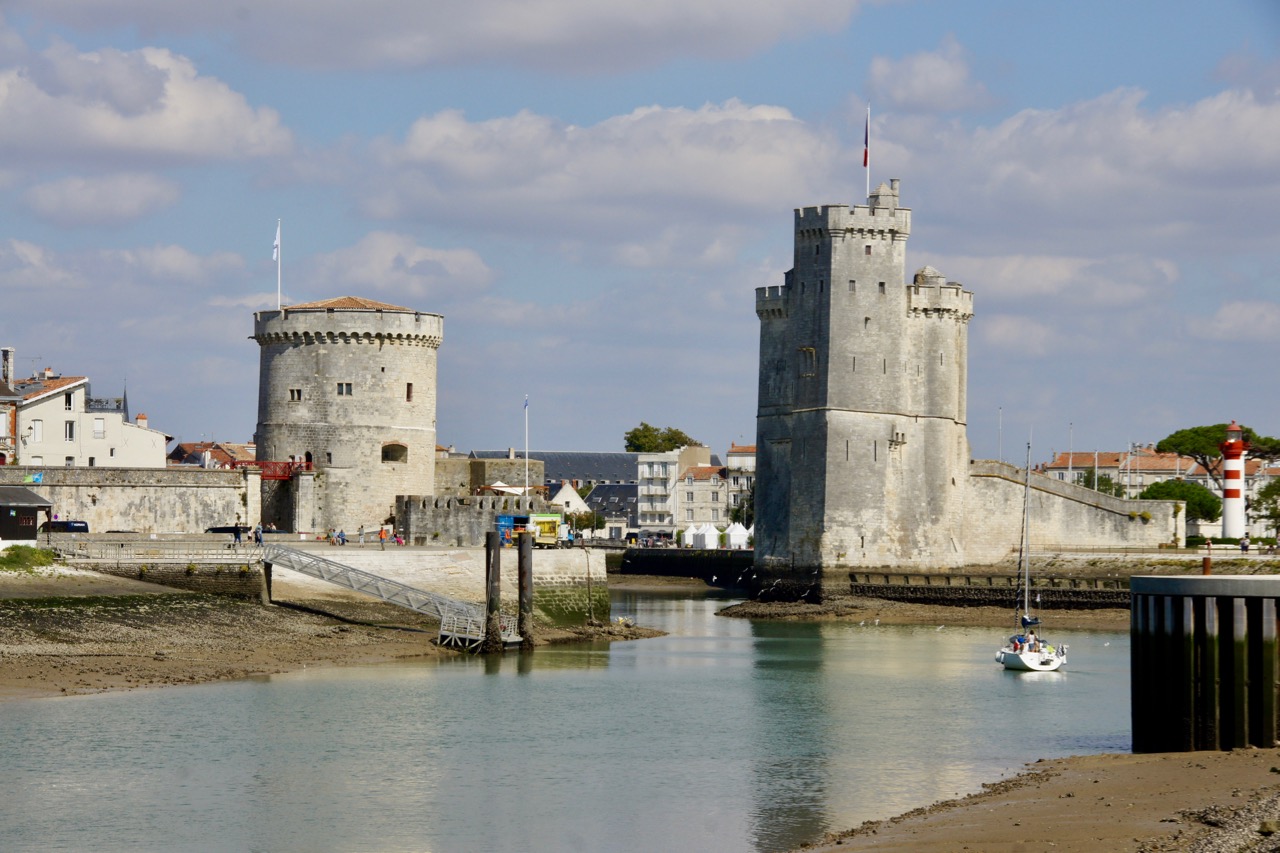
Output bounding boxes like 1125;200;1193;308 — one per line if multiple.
1219;420;1249;539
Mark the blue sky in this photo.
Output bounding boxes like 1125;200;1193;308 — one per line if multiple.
2;1;1278;464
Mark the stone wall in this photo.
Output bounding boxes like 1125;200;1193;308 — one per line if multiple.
0;466;259;534
396;494;549;546
80;560;266;598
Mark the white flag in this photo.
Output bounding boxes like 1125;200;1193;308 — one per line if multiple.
272;221;280;262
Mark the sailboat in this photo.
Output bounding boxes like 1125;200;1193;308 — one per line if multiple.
995;441;1068;672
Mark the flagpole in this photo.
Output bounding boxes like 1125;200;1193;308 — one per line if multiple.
274;219;282;310
524;395;529;498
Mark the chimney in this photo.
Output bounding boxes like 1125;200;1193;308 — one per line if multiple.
42;367;54;379
136;413;148;429
0;348;12;385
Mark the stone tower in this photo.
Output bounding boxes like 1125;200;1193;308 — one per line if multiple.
754;181;974;598
252;296;443;533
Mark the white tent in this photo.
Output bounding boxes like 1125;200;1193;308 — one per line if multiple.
724;522;750;550
683;524;700;547
693;524;720;549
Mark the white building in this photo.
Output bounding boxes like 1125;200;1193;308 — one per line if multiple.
636;445;712;536
3;357;167;469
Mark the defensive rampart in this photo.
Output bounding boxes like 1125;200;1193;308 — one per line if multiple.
396;494;549;546
0;466;260;534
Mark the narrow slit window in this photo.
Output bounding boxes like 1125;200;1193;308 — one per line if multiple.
848;280;856;293
406;383;414;402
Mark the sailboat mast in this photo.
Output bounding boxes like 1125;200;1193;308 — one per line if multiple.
1020;441;1032;616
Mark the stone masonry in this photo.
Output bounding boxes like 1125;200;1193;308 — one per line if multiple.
754;181;1180;599
253;296;442;533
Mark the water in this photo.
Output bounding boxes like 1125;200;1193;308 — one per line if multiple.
0;591;1128;853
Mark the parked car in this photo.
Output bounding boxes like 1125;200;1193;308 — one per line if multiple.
39;520;89;533
205;525;251;535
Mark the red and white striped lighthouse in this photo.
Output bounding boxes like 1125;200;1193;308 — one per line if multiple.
1220;420;1249;539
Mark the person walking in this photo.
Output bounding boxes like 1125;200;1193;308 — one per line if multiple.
379;526;388;550
358;525;365;547
253;523;263;546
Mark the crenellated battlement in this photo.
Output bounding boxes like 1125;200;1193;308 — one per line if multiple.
907;281;974;321
794;180;911;244
755;284;790;319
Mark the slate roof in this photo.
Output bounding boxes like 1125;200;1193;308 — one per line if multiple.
0;486;52;508
285;296;416;312
469;450;639;485
583;482;638;527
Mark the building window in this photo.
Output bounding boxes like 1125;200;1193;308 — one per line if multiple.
88;457;95;467
686;491;694;503
685;509;693;521
109;448;115;457
865;245;872;256
289;389;302;402
406;383;413;402
686;476;693;485
849;280;856;292
732;476;740;486
712;509;719;521
381;443;408;463
732;494;740;505
93;418;105;440
878;281;886;294
31;420;42;442
64;456;75;467
711;492;719;502
337;382;353;396
711;476;719;485
64;393;73;411
64;421;75;442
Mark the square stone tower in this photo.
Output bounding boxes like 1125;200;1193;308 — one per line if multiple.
754;181;974;599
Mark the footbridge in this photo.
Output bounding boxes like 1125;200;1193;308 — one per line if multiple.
265;545;518;649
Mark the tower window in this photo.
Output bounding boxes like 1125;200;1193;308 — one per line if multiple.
819;279;824;292
864;317;870;330
337;382;353;396
878;282;886;294
406;383;414;402
289;389;302;402
851;357;856;372
865;245;872;256
815;244;820;255
382;443;409;463
848;280;856;293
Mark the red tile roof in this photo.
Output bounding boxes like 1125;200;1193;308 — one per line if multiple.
727;443;756;454
19;375;87;401
285;296;416;312
678;465;728;481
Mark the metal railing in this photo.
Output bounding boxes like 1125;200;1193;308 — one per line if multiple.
53;540;264;562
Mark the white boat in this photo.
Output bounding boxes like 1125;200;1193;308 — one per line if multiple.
995;441;1067;672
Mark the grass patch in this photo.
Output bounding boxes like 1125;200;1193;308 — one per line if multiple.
0;545;56;574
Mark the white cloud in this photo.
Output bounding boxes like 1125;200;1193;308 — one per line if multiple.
979;314;1063;357
867;36;991;113
0;239;85;291
1194;301;1280;342
359;100;839;263
17;0;863;73
306;232;494;301
23;173;180;226
0;37;292;165
922;253;1178;306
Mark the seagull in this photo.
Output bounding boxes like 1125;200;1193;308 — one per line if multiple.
1103;641;1111;647
874;619;880;626
710;575;717;583
860;620;866;626
936;625;945;631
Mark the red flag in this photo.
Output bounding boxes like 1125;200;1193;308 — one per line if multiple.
863;112;869;167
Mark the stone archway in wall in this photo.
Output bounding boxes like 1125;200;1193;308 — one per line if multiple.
381;442;409;463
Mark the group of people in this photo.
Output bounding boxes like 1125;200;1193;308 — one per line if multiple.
323;525;405;548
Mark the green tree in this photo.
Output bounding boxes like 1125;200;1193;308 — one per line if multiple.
1156;424;1280;491
1137;479;1222;523
1251;478;1280;533
1079;469;1125;497
566;509;606;533
623;422;701;453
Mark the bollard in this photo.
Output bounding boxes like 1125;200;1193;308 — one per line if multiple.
1203;556;1212;575
518;532;534;650
481;531;504;654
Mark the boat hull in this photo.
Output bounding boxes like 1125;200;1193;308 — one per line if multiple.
995;647;1065;672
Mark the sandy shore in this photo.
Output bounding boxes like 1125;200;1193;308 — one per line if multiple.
0;565;658;701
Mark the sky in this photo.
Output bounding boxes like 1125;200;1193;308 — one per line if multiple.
2;1;1279;466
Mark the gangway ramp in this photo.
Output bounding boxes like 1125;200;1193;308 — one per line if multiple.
263;545;518;649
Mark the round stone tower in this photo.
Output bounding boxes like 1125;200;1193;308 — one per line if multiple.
252;296;443;533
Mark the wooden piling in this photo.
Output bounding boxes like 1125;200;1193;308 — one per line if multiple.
1131;576;1280;752
518;532;534;650
482;531;504;654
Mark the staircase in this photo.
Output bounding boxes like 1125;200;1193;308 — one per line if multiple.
263;545;518;649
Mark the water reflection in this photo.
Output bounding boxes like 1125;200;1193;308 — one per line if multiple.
0;591;1129;853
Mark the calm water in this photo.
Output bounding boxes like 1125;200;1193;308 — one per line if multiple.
0;591;1128;853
